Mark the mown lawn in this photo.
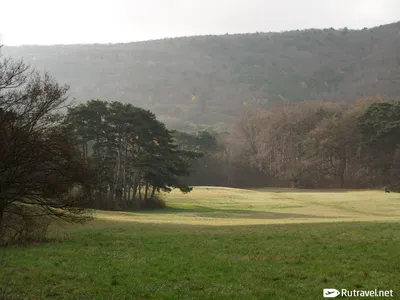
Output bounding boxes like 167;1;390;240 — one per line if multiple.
1;187;399;299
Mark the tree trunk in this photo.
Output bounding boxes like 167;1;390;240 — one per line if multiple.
97;186;103;209
109;183;115;210
339;174;345;188
0;199;5;225
82;143;86;160
127;184;131;204
290;173;299;188
150;186;157;200
144;183;149;202
123;184;128;203
131;181;140;210
94;188;101;209
339;156;347;188
115;188;123;209
132;181;138;201
115;139;123;208
102;186;108;208
138;183;142;201
123;144;128;205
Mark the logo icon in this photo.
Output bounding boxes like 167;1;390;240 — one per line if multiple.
323;288;340;298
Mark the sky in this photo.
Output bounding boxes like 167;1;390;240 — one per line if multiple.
0;0;399;45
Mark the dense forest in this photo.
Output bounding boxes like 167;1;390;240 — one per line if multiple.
190;97;400;190
3;22;400;130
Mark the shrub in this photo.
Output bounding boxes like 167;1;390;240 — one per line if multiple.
139;194;167;210
0;204;52;247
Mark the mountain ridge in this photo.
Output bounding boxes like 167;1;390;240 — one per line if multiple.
3;21;400;128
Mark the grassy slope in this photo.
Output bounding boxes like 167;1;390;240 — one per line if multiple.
97;187;400;226
1;187;399;299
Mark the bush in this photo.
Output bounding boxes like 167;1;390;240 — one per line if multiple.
0;204;52;247
139;194;167;210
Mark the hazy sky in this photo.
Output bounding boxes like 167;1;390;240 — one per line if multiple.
1;0;399;45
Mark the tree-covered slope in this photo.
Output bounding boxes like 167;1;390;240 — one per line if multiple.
3;22;400;126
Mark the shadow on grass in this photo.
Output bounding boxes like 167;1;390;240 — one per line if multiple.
85;219;399;234
254;188;377;193
195;186;383;194
134;206;336;219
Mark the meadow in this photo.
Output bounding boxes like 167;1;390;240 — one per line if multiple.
1;187;399;299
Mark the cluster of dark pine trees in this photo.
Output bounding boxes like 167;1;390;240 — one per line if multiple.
66;100;202;210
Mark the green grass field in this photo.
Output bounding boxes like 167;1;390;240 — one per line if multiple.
1;187;399;299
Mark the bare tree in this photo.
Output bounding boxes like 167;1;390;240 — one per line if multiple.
0;46;92;244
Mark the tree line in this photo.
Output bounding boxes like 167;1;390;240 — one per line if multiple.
183;98;400;190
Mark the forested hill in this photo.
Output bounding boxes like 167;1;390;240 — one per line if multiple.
3;22;400;128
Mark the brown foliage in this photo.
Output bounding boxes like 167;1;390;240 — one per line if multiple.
223;98;398;189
